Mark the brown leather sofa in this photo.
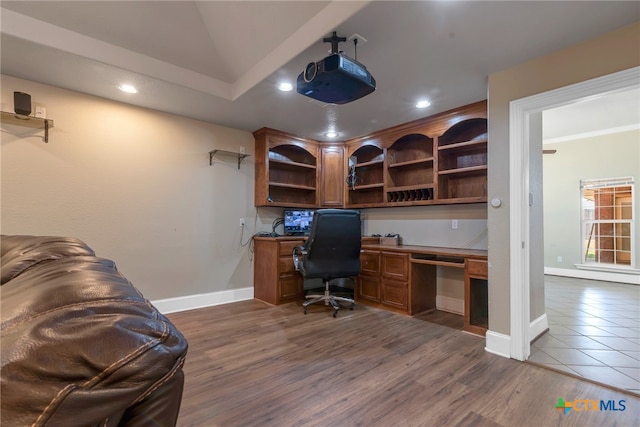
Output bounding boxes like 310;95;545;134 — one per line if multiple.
1;235;188;426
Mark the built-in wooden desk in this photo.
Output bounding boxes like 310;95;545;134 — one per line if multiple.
253;236;488;336
358;243;488;336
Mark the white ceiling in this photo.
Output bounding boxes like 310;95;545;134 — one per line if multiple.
543;86;640;142
1;1;639;142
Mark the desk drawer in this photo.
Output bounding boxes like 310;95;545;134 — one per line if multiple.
360;250;381;275
382;252;409;281
279;256;297;274
279;240;305;255
467;259;488;278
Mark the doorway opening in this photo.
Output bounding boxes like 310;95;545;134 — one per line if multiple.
508;66;640;364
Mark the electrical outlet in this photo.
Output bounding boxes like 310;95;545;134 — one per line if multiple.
451;220;458;230
557;256;563;263
239;218;245;227
34;106;46;118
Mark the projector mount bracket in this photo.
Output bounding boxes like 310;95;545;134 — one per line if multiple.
302;32;348;82
323;31;347;54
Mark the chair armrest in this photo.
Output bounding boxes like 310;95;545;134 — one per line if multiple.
292;246;307;271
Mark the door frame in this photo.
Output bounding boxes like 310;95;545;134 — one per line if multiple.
508;66;640;361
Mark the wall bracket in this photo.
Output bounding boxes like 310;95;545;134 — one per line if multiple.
1;111;54;143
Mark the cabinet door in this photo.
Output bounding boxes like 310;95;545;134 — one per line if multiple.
381;278;408;310
381;252;409;281
357;275;380;302
279;274;303;302
319;145;345;207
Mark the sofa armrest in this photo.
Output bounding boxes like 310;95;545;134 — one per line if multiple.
1;235;95;284
1;235;188;427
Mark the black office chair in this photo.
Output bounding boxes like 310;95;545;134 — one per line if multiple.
293;209;361;317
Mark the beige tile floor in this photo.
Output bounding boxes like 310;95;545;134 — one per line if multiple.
530;275;640;395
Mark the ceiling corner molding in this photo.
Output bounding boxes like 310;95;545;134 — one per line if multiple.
230;1;371;100
543;123;640;145
1;7;234;100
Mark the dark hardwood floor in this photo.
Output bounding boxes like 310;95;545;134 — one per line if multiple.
168;300;639;427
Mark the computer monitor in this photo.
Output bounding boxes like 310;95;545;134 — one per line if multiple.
283;209;314;235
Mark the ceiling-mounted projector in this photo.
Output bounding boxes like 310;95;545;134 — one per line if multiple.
297;32;376;105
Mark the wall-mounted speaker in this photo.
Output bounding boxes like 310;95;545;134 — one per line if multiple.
14;92;31;116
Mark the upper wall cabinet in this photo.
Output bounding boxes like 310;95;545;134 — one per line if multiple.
254;128;318;207
319;145;345;207
346;142;384;207
386;134;435;206
253;100;487;209
436;117;488;203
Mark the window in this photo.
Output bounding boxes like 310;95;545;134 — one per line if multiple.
581;177;634;268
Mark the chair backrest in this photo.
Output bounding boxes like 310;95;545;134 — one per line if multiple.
300;209;361;281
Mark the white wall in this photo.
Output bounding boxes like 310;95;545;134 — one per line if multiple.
543;129;640;270
1;75;256;302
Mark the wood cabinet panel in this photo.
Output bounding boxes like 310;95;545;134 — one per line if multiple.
254;101;487;209
254;237;304;305
381;252;409;281
279;240;303;254
278;256;296;274
279;274;303;302
357;275;381;302
381;279;408;310
319;145;345;207
253;128;318;207
360;250;381;275
253;239;279;304
466;259;488;278
356;245;487;324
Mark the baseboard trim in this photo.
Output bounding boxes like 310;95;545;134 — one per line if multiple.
545;267;639;285
436;295;464;315
485;330;510;358
151;287;254;314
530;313;548;343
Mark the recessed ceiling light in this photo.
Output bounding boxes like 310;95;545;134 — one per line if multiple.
277;82;293;92
416;100;431;109
118;84;138;94
324;131;339;138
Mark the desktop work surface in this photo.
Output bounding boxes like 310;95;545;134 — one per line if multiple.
253;236;488;336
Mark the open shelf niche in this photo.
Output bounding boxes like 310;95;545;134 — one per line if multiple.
253;100;487;209
347;143;384;207
264;140;317;207
437;117;487;203
386;133;435;205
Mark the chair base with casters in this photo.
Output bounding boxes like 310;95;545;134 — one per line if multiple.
303;280;355;317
